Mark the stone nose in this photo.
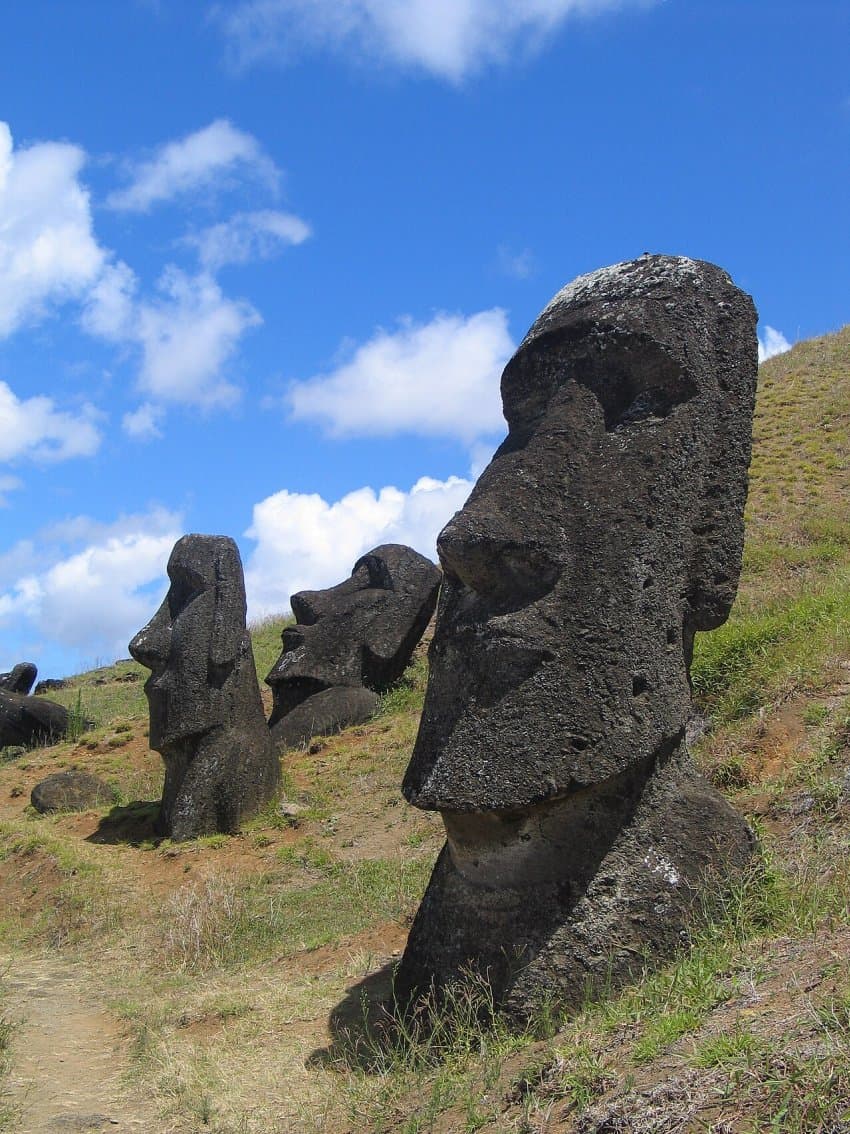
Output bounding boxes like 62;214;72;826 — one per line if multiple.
438;512;559;611
129;603;172;671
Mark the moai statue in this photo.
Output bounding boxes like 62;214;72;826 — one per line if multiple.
397;255;758;1018
0;662;37;695
266;544;441;750
130;535;279;841
0;689;68;747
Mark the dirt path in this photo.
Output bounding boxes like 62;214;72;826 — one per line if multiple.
2;953;151;1133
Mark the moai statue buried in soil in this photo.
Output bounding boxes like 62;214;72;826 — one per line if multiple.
266;544;441;750
398;254;759;1019
130;535;279;841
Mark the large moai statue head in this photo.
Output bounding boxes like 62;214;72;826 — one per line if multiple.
266;544;441;749
404;254;757;811
397;255;758;1015
130;535;279;840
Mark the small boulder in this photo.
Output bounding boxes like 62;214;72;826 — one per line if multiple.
31;770;115;813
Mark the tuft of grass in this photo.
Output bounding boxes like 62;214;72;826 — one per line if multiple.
158;856;433;973
247;613;291;686
377;656;428;717
692;1025;763;1069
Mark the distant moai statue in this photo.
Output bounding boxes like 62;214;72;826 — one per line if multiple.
0;662;37;695
130;535;279;841
398;254;759;1018
266;544;441;749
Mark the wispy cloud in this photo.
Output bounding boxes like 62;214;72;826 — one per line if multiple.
287;309;512;444
217;0;658;82
0;476;22;506
186;209;311;270
758;325;792;363
122;402;164;440
134;267;261;408
0;121;106;337
497;244;535;280
106;119;279;212
86;262;261;415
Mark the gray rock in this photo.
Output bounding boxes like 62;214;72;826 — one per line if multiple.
397;254;758;1018
0;662;37;695
31;770;115;813
129;535;279;841
269;686;379;750
0;690;68;748
266;544;439;745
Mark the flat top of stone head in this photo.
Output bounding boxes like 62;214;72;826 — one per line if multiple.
167;534;243;589
525;254;738;346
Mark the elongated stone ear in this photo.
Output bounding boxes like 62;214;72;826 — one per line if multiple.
209;539;247;669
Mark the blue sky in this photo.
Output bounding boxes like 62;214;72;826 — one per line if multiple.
0;0;847;678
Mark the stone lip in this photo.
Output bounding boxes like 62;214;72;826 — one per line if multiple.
130;534;279;841
266;543;440;740
402;253;758;812
269;685;379;751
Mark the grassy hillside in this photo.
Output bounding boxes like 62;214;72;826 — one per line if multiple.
0;327;847;1132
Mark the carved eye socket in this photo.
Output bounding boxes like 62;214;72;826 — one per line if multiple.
504;327;698;437
167;579;203;619
572;336;698;432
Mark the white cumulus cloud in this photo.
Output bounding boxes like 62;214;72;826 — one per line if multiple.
0;507;182;672
0;381;102;464
758;325;792;363
0;121;106;337
243;474;471;619
187;209;312;270
106;119;279;212
218;0;656;82
287;310;512;443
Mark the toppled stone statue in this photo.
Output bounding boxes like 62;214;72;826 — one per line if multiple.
0;662;37;695
397;254;758;1018
267;544;441;749
129;535;279;841
0;689;68;749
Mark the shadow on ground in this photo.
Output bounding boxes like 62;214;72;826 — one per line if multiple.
87;800;161;845
308;960;399;1072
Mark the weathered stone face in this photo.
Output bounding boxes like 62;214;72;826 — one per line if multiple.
404;255;757;811
130;535;279;840
266;544;441;738
397;255;758;1017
